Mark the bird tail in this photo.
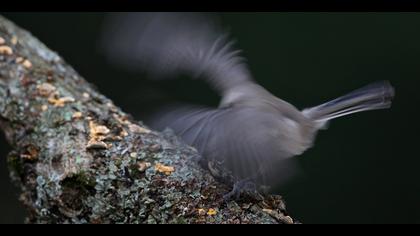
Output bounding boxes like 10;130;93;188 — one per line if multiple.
302;81;395;124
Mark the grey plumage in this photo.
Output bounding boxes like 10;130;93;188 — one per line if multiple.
101;13;395;196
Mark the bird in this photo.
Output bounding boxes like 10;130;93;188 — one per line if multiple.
100;12;395;200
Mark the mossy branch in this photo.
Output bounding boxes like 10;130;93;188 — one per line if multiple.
0;15;295;224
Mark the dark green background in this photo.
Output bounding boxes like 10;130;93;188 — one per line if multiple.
0;13;419;224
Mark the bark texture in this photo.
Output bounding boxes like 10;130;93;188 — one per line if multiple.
0;15;296;224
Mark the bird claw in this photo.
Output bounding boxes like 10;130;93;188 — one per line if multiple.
222;179;259;202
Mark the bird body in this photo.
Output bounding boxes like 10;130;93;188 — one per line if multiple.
102;13;394;197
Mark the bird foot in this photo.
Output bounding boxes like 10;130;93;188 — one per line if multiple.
223;179;260;202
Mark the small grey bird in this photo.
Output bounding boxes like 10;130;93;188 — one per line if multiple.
101;13;395;199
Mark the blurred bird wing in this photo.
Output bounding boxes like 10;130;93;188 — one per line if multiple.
146;104;225;154
101;12;254;96
149;105;301;187
208;109;302;186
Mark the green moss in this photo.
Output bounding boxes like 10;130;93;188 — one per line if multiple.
173;217;188;224
7;155;23;178
61;171;96;190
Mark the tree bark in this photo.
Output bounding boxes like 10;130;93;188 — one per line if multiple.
0;15;296;224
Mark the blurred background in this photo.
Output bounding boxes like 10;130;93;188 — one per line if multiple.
0;12;419;224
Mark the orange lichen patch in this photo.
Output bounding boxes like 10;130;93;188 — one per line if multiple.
89;121;110;136
120;129;128;137
113;114;129;126
37;82;57;97
260;201;271;209
11;36;18;45
20;145;39;161
241;203;252;210
128;123;151;134
0;45;13;55
105;102;118;113
15;57;32;69
154;163;175;175
20;154;37;161
72;112;83;119
22;59;32;69
48;96;75;107
86;140;108;150
0;37;5;44
207;208;217;216
262;209;293;224
197;208;206;216
86;121;111;150
262;208;274;214
15;57;24;63
138;161;151;172
148;144;161;152
82;92;90;99
283;216;294;224
27;145;39;157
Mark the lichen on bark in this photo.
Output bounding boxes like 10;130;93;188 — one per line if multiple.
0;15;295;224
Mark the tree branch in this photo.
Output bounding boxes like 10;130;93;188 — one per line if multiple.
0;15;295;224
